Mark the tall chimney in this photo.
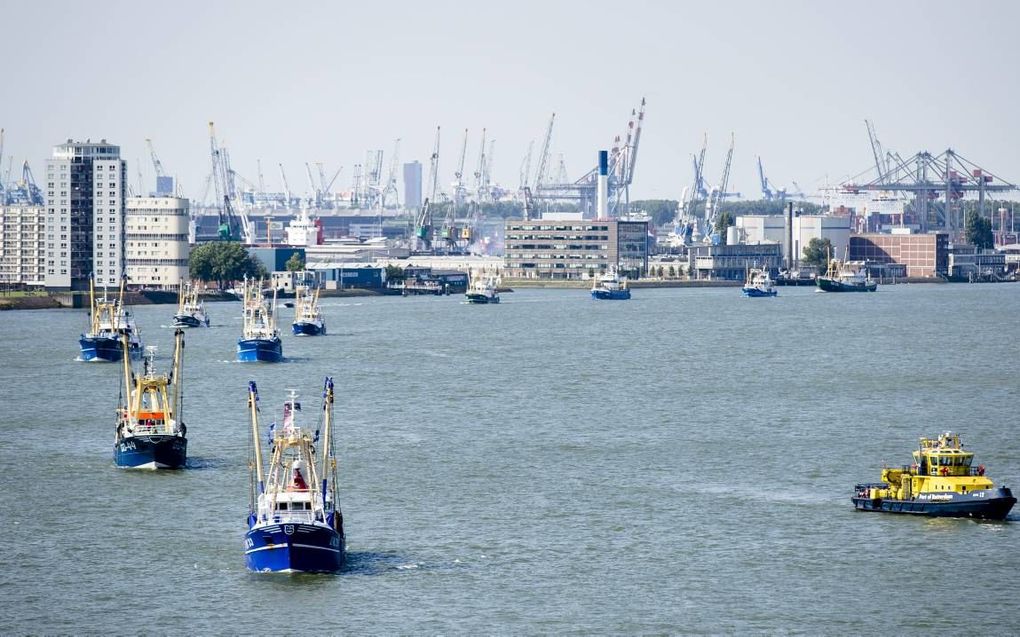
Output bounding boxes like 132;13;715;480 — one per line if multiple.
786;202;794;271
596;150;608;219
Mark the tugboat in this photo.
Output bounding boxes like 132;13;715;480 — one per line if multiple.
79;276;142;362
172;279;210;327
113;329;187;469
244;379;346;573
237;277;283;362
466;274;500;304
291;285;326;336
591;267;631;300
742;267;778;297
852;432;1015;519
816;257;877;292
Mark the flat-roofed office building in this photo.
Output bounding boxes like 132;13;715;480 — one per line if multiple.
504;218;648;279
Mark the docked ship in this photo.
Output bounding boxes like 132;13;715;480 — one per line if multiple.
591;267;631;300
237;277;283;362
465;275;500;304
172;279;210;327
852;432;1015;519
291;285;326;336
79;277;142;362
113;329;187;469
245;379;346;573
742;268;778;297
816;258;877;292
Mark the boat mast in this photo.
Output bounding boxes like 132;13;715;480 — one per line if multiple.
248;381;265;493
177;278;186;314
320;376;334;484
121;333;134;422
171;328;184;423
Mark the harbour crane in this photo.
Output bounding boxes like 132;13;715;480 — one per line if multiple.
304;162;319;208
704;133;737;238
257;159;266;200
208;122;237;240
381;138;400;208
414;127;441;250
452;128;469;209
278;163;293;210
533;112;555;191
145;138;171;195
519;140;533;191
473;129;487;202
865;119;889;184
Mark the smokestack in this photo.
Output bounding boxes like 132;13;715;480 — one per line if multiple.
786;202;794;271
596;150;608;219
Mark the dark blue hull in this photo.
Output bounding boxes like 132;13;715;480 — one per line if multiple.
742;287;777;297
173;314;207;328
245;520;345;573
237;337;283;362
115;435;187;469
466;294;499;304
292;321;325;336
80;335;122;362
591;289;631;300
852;487;1015;520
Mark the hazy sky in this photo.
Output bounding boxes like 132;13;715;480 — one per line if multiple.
3;0;1018;203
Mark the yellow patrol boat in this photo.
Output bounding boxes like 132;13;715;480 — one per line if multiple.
852;432;1015;520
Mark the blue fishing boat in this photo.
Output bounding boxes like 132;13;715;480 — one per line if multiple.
113;329;187;469
742;267;778;297
237;277;283;362
591;267;631;300
245;379;346;573
80;276;142;362
291;285;326;336
173;279;210;327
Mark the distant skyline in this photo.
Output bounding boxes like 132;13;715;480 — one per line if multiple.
3;0;1019;204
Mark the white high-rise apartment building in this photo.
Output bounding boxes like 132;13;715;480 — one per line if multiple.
0;203;46;286
125;196;190;289
44;140;126;290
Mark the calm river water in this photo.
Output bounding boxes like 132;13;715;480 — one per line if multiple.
1;283;1018;634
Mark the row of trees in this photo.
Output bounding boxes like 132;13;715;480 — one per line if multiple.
188;242;268;289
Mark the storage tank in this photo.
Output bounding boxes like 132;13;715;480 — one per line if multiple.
726;225;740;245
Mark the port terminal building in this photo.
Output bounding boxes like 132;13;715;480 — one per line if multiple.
503;217;649;279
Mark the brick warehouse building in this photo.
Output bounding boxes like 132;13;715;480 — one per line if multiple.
848;232;948;278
